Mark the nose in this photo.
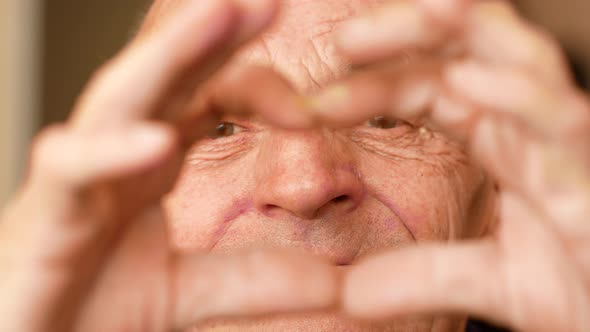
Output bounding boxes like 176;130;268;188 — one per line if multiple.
254;129;364;220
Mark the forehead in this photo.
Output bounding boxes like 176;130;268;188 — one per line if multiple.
144;0;383;92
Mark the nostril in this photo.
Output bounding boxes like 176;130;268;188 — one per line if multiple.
333;195;349;203
264;204;279;214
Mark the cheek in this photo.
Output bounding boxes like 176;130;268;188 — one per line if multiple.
359;150;481;242
164;163;253;251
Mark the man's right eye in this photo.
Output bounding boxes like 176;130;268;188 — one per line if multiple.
210;122;246;139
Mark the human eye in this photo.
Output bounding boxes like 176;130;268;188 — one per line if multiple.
209;122;248;139
365;115;412;129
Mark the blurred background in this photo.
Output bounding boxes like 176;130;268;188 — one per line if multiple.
1;0;589;205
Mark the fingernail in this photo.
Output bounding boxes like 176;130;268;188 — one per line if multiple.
309;85;350;113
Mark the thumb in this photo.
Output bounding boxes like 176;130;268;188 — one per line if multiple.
172;249;339;330
342;240;508;327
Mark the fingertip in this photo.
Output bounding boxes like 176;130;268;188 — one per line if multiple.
310;85;351;110
333;2;419;62
233;0;281;38
235;0;280;17
127;123;178;163
419;0;471;28
307;85;357;126
431;93;477;142
264;96;320;129
445;60;489;90
129;123;175;148
83;123;178;181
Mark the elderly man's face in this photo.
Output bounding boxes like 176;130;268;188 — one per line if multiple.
145;0;497;331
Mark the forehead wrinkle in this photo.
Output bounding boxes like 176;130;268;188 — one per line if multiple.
234;0;382;92
142;0;386;91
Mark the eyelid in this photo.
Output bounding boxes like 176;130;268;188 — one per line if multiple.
219;113;253;126
229;122;248;133
207;122;248;140
365;115;411;129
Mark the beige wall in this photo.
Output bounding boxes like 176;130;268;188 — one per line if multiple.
1;0;148;205
42;0;149;124
0;0;42;204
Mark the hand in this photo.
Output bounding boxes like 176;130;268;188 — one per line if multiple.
0;1;336;331
311;0;590;331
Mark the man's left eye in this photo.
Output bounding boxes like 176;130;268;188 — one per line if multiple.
210;122;246;139
366;116;406;129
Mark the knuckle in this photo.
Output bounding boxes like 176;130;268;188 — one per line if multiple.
528;25;563;58
82;62;117;99
477;0;518;17
29;125;70;178
89;60;117;85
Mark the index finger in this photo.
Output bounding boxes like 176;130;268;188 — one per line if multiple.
333;0;469;63
72;0;279;130
334;1;570;84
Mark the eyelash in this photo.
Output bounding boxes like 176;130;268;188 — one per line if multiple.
364;116;410;130
208;122;248;140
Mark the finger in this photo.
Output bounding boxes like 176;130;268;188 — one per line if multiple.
205;66;316;129
445;60;590;139
342;241;508;327
175;66;316;146
462;110;590;238
465;1;571;84
496;192;590;332
417;0;471;27
67;212;338;331
72;0;279;130
336;0;571;85
309;61;441;127
12;123;175;242
28;124;176;190
172;249;338;329
335;1;454;63
430;93;481;143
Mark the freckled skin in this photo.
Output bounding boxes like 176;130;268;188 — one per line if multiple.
145;0;498;331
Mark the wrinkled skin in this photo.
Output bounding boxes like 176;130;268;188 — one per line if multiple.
152;0;496;330
5;0;589;332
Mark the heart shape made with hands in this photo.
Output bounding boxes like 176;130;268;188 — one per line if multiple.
164;45;590;331
3;0;590;331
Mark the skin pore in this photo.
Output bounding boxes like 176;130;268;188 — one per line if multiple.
141;0;498;330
